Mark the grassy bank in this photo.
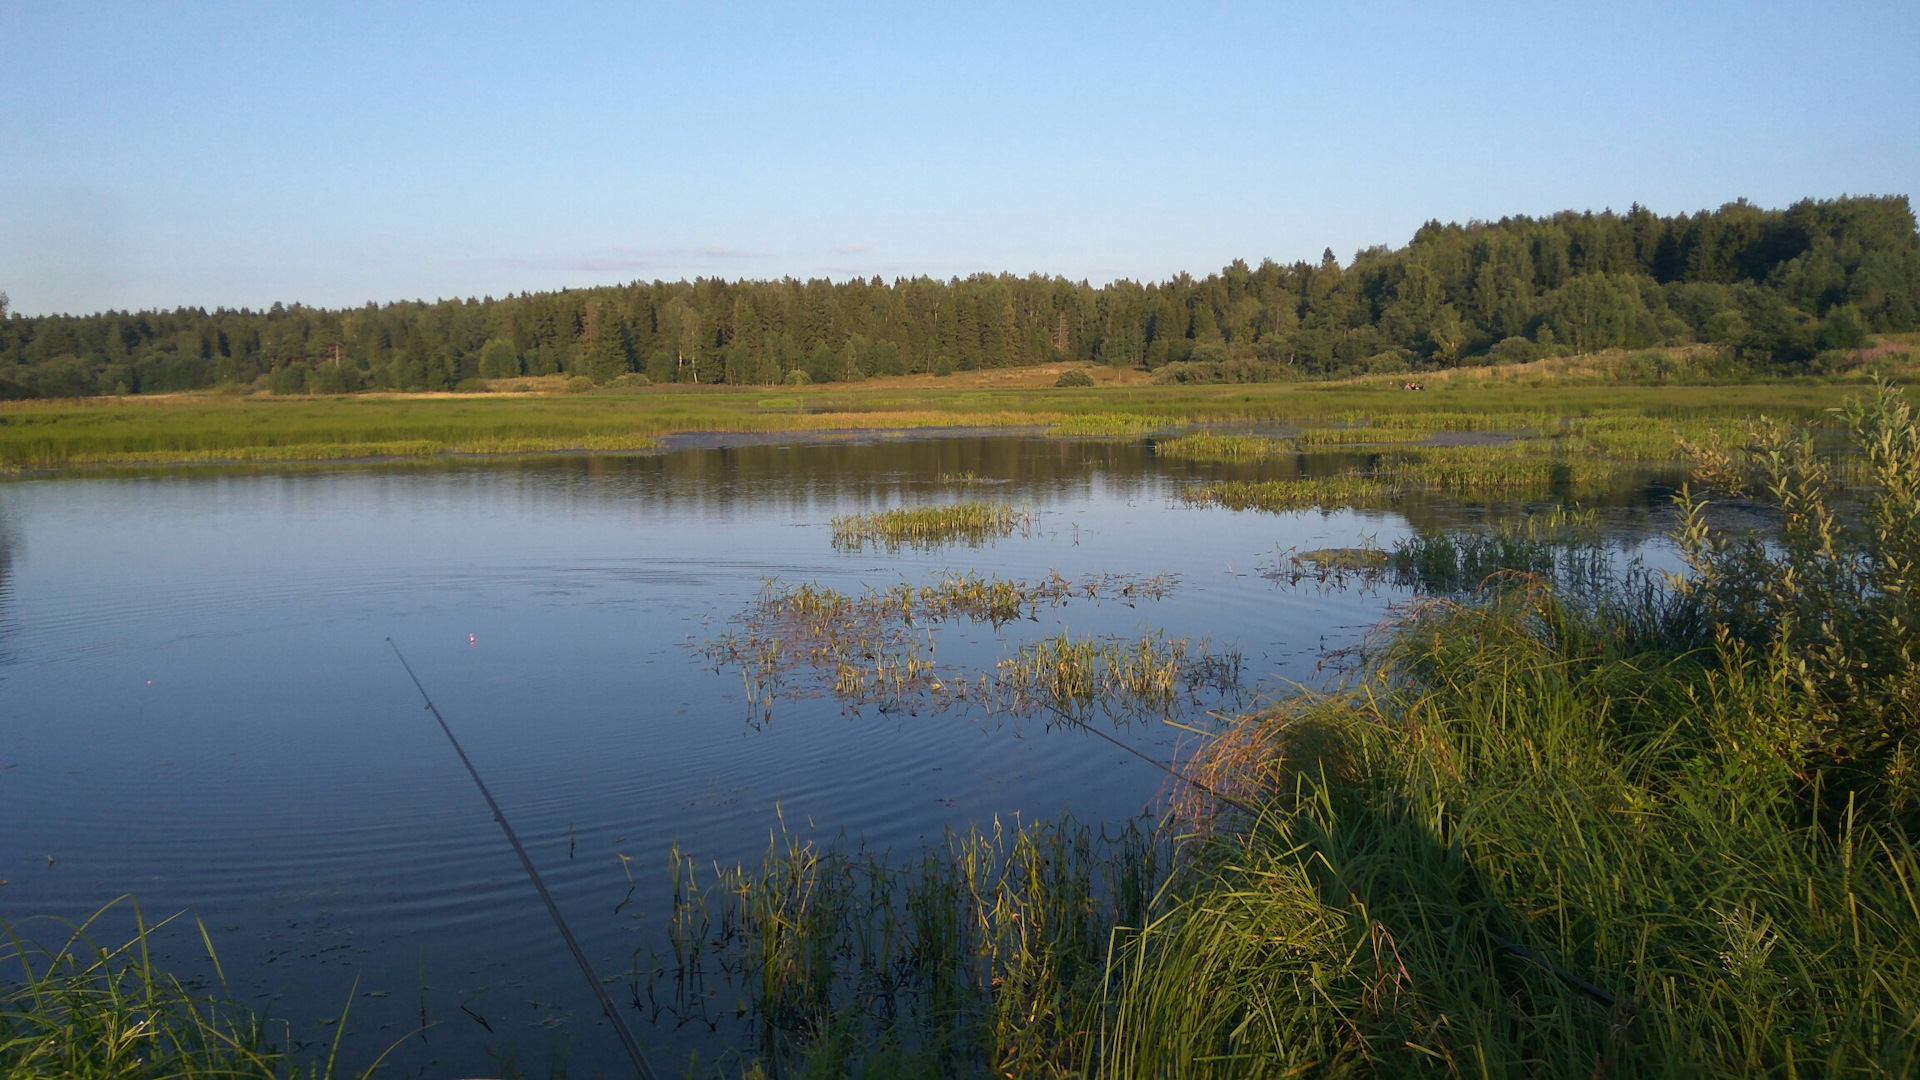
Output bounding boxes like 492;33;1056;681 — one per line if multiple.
655;383;1920;1077
0;349;1897;470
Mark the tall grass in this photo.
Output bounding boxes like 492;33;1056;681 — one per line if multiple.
0;899;366;1079
1104;584;1920;1077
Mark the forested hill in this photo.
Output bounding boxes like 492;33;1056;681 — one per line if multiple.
2;195;1915;398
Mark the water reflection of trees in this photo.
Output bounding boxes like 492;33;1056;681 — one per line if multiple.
75;434;1688;544
0;507;17;669
382;435;1688;523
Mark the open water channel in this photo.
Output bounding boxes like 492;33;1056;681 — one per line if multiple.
0;432;1679;1076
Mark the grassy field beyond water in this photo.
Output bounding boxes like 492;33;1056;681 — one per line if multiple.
0;348;1898;471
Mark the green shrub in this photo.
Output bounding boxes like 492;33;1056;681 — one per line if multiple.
266;363;309;395
478;338;520;378
1487;335;1540;364
562;375;594;393
1055;368;1095;387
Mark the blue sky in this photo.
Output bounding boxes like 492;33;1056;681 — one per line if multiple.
3;1;1915;315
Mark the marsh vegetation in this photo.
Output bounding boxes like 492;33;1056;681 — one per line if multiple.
653;383;1920;1077
697;571;1234;727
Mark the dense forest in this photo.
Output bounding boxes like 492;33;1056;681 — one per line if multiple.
1;195;1915;398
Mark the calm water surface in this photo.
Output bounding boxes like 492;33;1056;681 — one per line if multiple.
0;434;1674;1075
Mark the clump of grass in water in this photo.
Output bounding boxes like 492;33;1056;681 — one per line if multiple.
0;898;365;1079
1152;434;1289;462
654;814;1163;1079
831;502;1032;552
1180;475;1394;513
700;571;1179;723
1044;413;1163;437
990;631;1243;723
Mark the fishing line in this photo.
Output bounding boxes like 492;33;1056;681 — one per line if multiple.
1037;701;1261;816
388;639;656;1080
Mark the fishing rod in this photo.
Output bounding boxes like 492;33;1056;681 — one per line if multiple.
388;639;657;1080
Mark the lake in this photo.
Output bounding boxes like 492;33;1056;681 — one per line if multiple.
0;433;1678;1076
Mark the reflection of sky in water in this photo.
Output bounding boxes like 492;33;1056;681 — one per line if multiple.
0;437;1682;1075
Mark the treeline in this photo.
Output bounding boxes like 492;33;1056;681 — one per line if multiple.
1;195;1915;398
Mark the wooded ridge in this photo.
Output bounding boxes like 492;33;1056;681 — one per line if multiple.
2;195;1913;397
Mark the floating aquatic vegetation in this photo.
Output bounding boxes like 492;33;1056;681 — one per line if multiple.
699;571;1187;724
831;501;1032;551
